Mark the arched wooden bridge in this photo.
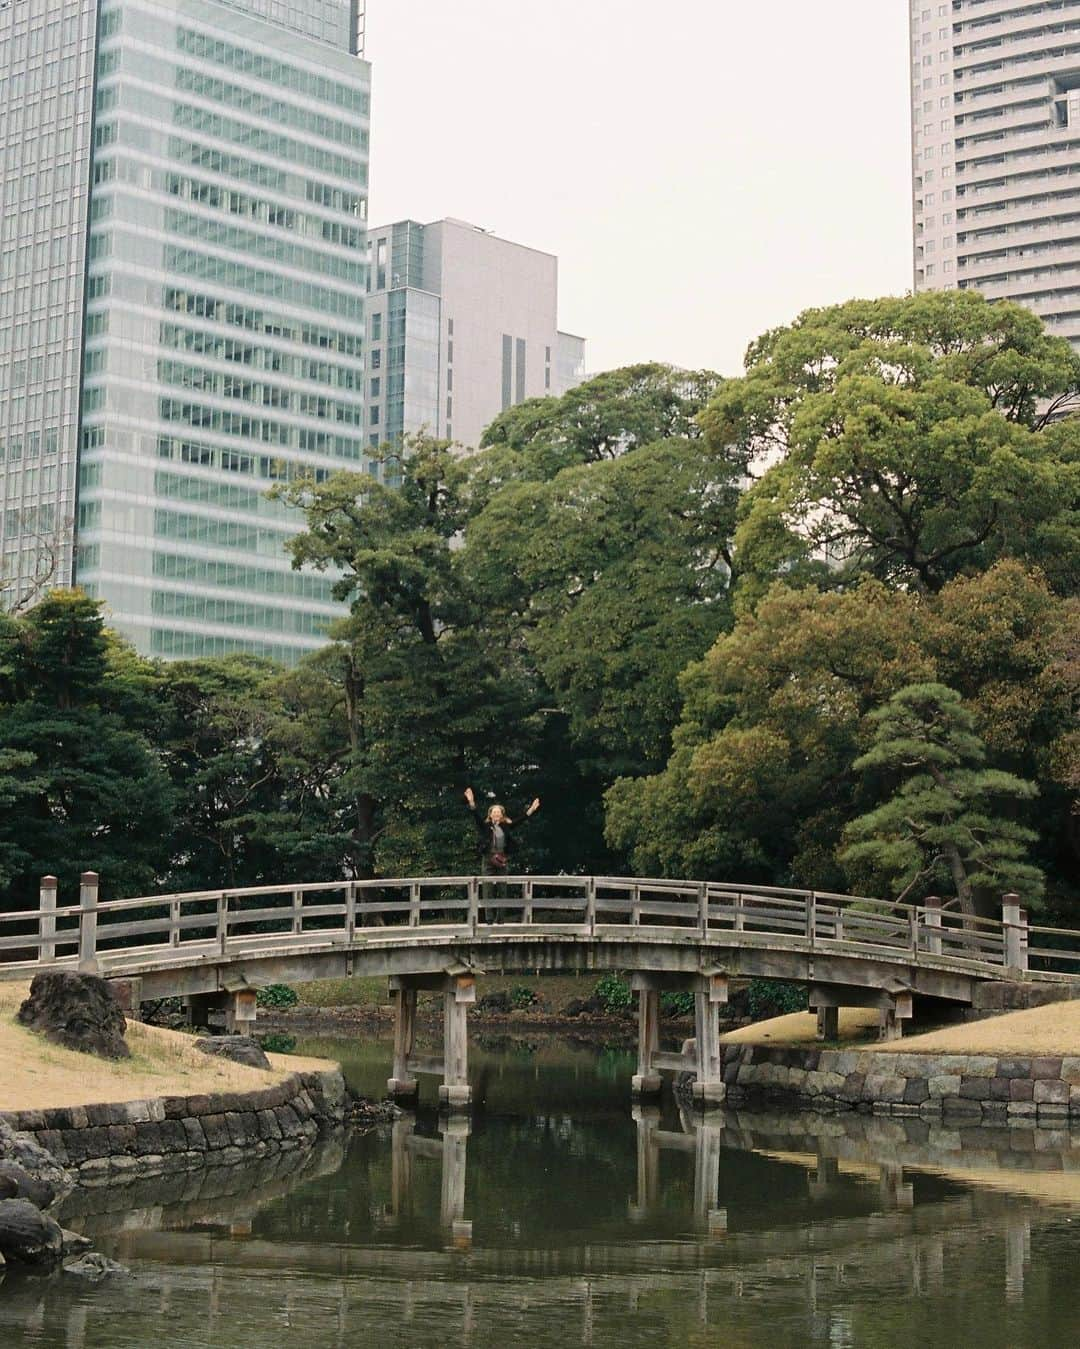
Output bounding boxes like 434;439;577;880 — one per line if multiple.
2;873;1077;1107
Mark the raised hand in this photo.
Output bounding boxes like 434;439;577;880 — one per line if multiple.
527;797;541;816
464;786;476;807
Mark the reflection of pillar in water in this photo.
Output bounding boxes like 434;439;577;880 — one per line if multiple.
65;1305;88;1349
878;1161;914;1209
461;1286;475;1345
390;1113;416;1222
582;1279;594;1347
1005;1216;1031;1305
693;1122;726;1233
808;1154;839;1200
629;1105;660;1221
924;1235;945;1291
440;1115;471;1233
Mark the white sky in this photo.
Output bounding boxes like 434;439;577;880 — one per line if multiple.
364;0;913;377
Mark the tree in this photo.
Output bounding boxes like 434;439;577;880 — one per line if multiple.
701;291;1080;596
841;683;1042;914
0;590;174;906
275;437;546;877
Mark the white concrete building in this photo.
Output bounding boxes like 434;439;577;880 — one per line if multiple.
910;1;1080;345
364;218;585;453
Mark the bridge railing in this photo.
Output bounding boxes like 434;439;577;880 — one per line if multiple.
1;873;1077;981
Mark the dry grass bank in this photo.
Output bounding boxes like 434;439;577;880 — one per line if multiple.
877;999;1080;1057
0;981;333;1112
720;1008;879;1047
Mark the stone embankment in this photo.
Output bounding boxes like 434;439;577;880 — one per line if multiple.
721;1044;1080;1124
0;1065;346;1186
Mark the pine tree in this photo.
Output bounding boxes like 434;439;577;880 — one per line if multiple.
841;683;1043;914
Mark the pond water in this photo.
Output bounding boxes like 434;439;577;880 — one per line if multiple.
3;1034;1080;1348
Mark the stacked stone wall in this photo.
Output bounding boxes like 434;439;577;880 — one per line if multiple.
722;1046;1080;1124
0;1067;345;1185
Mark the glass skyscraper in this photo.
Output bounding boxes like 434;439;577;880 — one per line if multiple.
1;0;370;663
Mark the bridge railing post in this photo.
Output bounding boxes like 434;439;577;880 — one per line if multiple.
698;883;709;938
217;891;228;955
77;871;99;973
631;884;641;928
923;896;942;956
37;876;57;963
1002;893;1027;972
585;876;596;935
467;877;479;934
291;888;303;936
522;879;533;925
346;880;357;941
409;882;421;929
170;898;181;949
38;876;57;964
805;892;816;947
733;891;744;933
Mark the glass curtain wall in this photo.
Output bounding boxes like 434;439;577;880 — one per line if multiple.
76;0;370;664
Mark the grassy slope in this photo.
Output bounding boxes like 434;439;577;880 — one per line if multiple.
0;981;332;1112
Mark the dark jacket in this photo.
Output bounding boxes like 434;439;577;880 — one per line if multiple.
468;804;533;862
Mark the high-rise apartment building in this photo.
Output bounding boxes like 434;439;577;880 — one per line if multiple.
911;2;1080;346
0;0;370;663
364;218;585;453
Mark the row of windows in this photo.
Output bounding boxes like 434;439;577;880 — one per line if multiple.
1;503;55;539
175;68;367;152
156;397;365;456
153;506;294;558
159;323;359;389
152;589;330;636
164;247;364;319
171;105;366;187
150;627;310;666
163;287;362;357
153;467;295;519
156;433;337;480
0;428;60;462
163;208;367;286
175;27;370;116
157;359;363;424
165;174;365;249
152;550;336;602
167;136;286;190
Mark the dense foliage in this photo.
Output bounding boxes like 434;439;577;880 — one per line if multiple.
0;298;1077;922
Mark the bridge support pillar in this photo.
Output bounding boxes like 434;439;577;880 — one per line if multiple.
388;987;419;1102
815;1006;839;1041
691;991;725;1107
632;988;662;1096
879;993;912;1042
225;988;257;1035
438;975;474;1109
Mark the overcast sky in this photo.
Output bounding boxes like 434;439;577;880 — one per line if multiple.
364;1;913;377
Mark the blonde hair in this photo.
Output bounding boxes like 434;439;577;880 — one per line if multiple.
486;804;510;824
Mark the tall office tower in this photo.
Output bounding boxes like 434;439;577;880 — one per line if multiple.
911;3;1080;346
364;218;586;454
0;0;370;663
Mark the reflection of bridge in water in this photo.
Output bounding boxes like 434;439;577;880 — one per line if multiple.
5;873;1077;1107
6;1109;1078;1348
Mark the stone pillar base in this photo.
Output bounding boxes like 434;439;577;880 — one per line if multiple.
631;1072;662;1096
691;1080;727;1107
387;1077;419;1101
438;1083;473;1109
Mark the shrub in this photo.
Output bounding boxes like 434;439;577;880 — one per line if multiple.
256;983;299;1010
660;990;695;1017
259;1031;297;1054
747;979;807;1019
509;983;538;1010
594;972;632;1014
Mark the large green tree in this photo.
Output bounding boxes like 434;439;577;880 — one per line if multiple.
0;591;174;906
703;292;1080;596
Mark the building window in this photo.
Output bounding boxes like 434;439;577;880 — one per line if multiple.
501;334;513;412
371;312;382;340
370;377;380;397
370;350;381;369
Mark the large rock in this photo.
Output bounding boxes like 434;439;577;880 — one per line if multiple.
194;1035;271;1070
16;972;130;1060
0;1161;56;1211
0;1120;72;1206
0;1199;64;1265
